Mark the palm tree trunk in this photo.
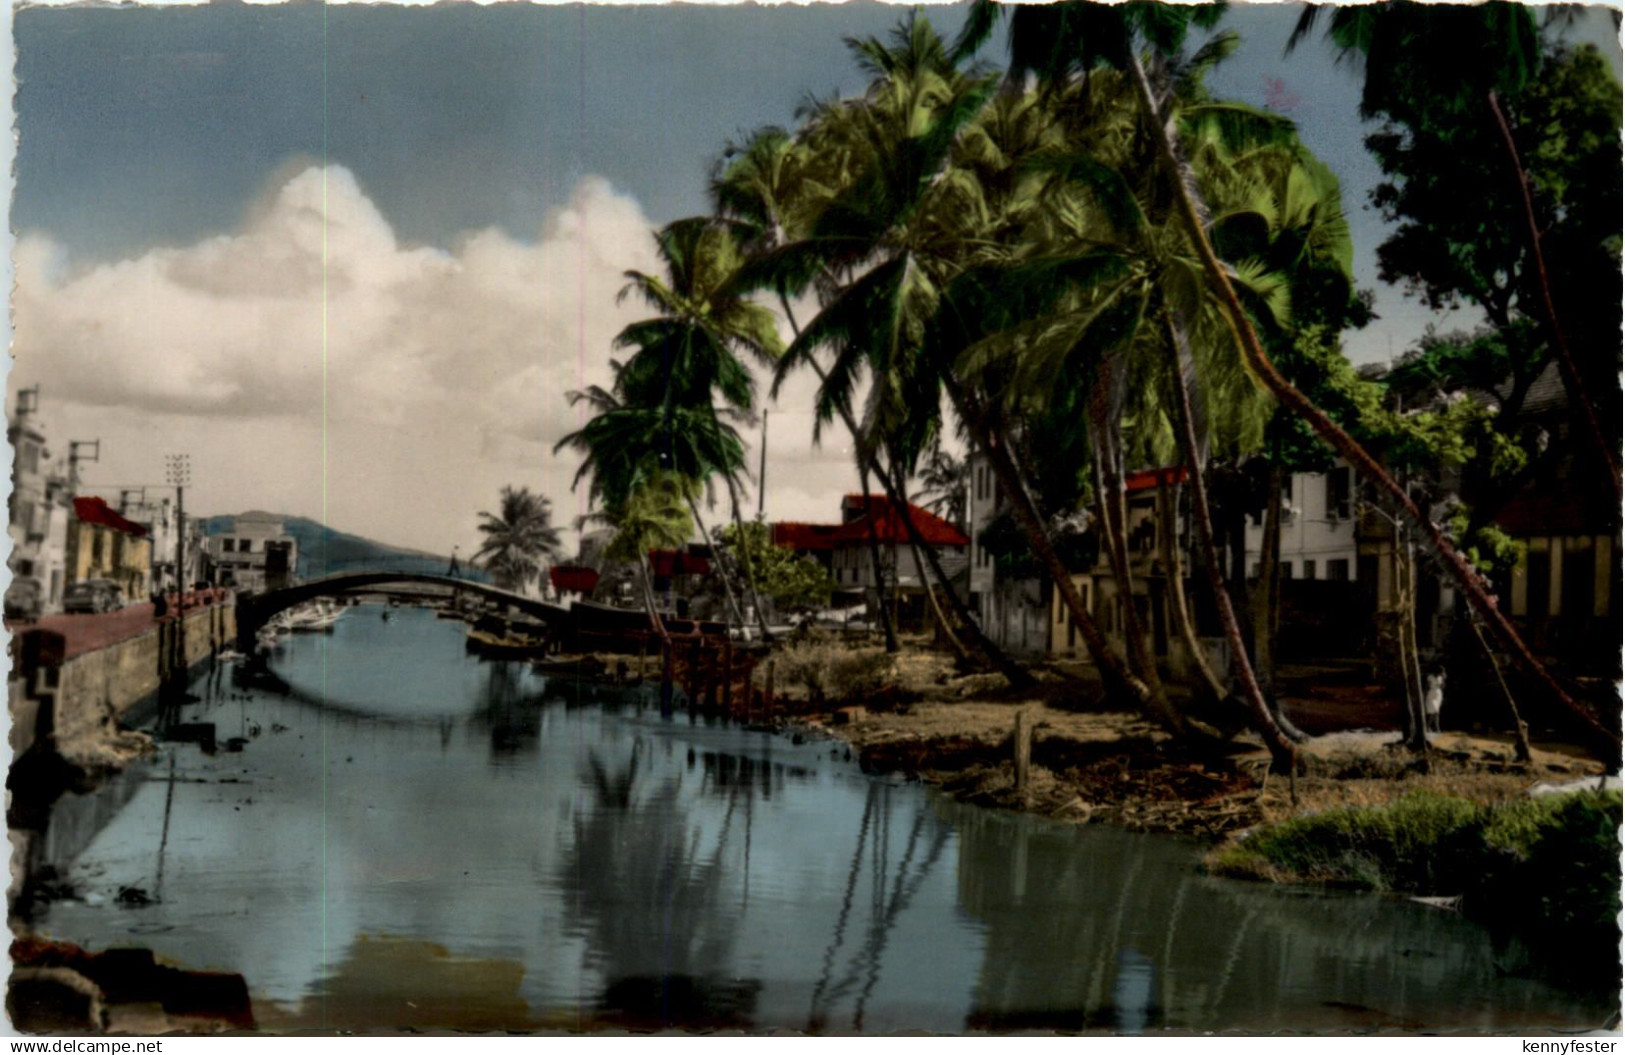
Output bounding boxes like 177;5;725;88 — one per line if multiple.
1256;464;1312;743
856;465;901;653
1486;89;1621;509
943;375;1185;732
724;473;776;641
1469;609;1533;764
1161;312;1297;770
889;454;1036;690
778;291;1028;680
1157;478;1227;702
888;457;969;661
1129;52;1619;757
1400;541;1430;755
1254;463;1282;696
685;491;746;631
1090;412;1163;700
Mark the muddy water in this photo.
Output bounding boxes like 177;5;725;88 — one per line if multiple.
32;606;1614;1033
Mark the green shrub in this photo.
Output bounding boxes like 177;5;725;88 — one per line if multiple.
772;636;892;706
1218;789;1623;987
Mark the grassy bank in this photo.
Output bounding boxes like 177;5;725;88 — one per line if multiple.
1210;789;1623;988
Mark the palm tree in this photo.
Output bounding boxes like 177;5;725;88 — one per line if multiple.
614;218;784;638
960;0;1618;756
916;439;968;531
473;486;563;594
593;473;696;644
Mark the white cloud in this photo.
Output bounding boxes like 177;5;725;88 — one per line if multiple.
14;165;659;442
11;163;897;554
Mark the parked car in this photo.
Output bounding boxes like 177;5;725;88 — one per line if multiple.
5;578;43;622
64;579;126;614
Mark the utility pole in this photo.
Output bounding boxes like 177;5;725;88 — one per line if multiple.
166;453;190;599
67;440;100;491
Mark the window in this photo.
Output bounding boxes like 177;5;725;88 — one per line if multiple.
1303;560;1316;581
241;539;253;553
1327;467;1352;520
1328;559;1350;582
1280;562;1293;580
223;538;236;552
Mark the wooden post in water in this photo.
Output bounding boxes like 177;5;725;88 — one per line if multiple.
638;634;648;684
722;638;734;715
1014;710;1032;798
764;658;776;723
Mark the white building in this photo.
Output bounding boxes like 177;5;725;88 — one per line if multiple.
1242;462;1360;583
208;512;299;593
8;389;72;611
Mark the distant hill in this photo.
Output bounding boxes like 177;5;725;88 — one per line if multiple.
202;512;489;582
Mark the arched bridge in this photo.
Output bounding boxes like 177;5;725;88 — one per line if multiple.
236;572;567;648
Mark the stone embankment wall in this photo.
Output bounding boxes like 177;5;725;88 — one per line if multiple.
13;600;236;764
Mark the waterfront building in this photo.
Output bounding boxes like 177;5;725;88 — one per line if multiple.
66;496;152;600
826;494;969;632
207;512;299;593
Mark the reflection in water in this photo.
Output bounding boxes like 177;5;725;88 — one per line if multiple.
25;607;1616;1033
562;743;760;1028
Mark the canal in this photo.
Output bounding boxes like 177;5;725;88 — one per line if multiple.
30;606;1614;1033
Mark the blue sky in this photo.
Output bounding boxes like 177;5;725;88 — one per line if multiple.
9;2;1620;552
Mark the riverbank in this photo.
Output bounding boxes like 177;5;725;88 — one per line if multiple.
752;637;1608;839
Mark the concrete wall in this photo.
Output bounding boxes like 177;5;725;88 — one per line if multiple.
40;600;236;756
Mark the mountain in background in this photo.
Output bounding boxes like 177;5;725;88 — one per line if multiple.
202;512;488;582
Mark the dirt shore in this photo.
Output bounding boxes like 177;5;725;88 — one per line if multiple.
783;646;1607;839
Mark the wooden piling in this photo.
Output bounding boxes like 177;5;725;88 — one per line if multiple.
1014;710;1032;794
722;638;734;715
764;658;776;722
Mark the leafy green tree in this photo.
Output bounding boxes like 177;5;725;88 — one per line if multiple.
716;522;834;613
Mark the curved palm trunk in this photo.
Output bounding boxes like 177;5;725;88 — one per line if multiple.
778;293;1028;680
1088;363;1166;704
724;473;776;641
944;375;1184;732
857;466;902;653
1157;478;1227;702
1129;53;1619;758
685;491;746;632
889;458;969;661
1256;462;1311;743
1486;89;1621;510
1161;312;1297;770
887;448;1037;689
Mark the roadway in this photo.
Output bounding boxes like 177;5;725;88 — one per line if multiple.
8;589;232;660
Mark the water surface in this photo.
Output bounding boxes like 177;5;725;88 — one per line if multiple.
33;606;1614;1033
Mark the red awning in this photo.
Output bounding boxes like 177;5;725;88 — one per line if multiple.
72;496;149;538
550;565;600;595
1123;467;1189;493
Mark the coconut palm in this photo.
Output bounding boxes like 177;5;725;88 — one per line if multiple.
612;218;784;634
593;473;696;644
960;0;1618;756
474;486;564;594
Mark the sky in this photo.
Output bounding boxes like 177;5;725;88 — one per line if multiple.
7;1;1621;558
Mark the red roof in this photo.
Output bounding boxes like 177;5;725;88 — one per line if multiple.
772;522;843;551
72;496;149;538
550;565;600;595
1123;467;1189;493
831;497;969;547
648;549;712;577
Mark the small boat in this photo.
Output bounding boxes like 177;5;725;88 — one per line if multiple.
287;599;345;633
466;614;550;657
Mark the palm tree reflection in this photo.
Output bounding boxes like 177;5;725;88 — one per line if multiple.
560;741;761;1029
